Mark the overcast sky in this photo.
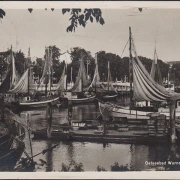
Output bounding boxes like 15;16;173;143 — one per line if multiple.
0;8;180;63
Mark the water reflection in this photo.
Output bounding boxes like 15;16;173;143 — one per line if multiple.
17;97;180;171
46;140;53;172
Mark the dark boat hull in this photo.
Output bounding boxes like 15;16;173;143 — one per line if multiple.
19;97;59;110
70;95;96;105
102;93;118;101
96;92;118;101
0;147;24;171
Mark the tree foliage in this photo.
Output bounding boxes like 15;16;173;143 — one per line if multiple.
14;50;31;75
67;47;94;83
33;58;44;78
0;9;5;19
62;8;105;32
48;45;64;82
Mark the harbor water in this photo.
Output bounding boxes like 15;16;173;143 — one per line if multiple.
20;96;180;171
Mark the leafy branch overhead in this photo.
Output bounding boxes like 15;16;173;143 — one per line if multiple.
0;9;5;19
62;8;105;32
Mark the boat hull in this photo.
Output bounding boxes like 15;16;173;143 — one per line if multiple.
19;97;59;109
99;101;180;120
102;94;118;101
69;95;96;105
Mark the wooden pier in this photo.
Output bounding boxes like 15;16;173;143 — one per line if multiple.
31;102;171;145
32;119;170;144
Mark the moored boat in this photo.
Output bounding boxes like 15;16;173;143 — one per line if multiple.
8;47;61;110
19;96;59;109
98;27;180;122
63;54;95;105
88;54;118;101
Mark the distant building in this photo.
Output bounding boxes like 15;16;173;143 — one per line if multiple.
167;61;180;65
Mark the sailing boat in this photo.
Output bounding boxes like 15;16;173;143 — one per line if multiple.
8;47;59;109
64;55;96;104
89;54;118;100
100;61;118;100
135;44;162;108
150;45;163;86
0;46;19;94
99;27;180;120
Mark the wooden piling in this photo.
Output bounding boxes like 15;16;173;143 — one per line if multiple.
169;100;177;143
68;100;72;127
46;103;53;138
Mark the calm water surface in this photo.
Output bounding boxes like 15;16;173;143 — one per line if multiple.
19;96;180;171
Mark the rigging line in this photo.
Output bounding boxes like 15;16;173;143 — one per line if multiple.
121;39;129;58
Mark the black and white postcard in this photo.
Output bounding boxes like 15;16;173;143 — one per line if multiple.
0;1;180;179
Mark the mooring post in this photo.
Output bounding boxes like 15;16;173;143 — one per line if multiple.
169;100;176;143
47;103;53;138
26;112;34;162
68;100;72;127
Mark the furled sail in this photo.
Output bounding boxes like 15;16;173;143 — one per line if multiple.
54;64;67;91
8;69;29;93
106;61;115;92
88;54;101;90
37;48;52;92
10;51;19;89
71;57;90;92
150;47;163;86
132;36;171;102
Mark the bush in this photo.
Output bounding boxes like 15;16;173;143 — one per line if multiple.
96;165;106;171
61;160;84;172
111;162;130;171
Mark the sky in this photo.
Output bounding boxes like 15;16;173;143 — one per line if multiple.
0;8;180;63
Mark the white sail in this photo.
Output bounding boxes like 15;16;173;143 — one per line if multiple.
88;54;100;89
54;64;67;91
37;48;53;92
71;57;89;92
9;69;29;93
10;51;19;89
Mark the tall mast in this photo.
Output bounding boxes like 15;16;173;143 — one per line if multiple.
71;66;73;88
129;27;133;109
28;47;31;95
95;53;97;93
107;61;110;92
81;56;83;93
45;47;48;96
64;61;67;91
49;48;52;93
28;68;30;95
28;47;30;58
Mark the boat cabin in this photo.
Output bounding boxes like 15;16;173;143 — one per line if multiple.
135;101;151;107
63;92;78;99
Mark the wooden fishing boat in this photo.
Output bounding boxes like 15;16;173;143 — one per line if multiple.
19;96;59;109
99;100;180;120
63;55;95;104
101;92;118;101
100;61;118;101
8;47;61;110
68;93;96;104
88;54;118;101
98;27;180;121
